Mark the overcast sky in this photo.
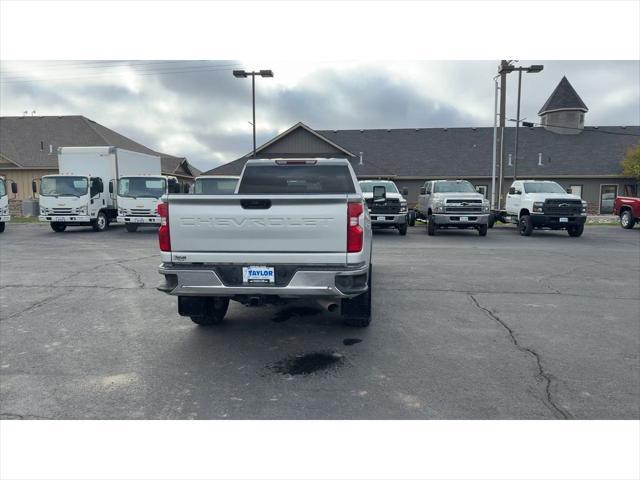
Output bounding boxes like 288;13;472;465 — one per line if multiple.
1;60;638;172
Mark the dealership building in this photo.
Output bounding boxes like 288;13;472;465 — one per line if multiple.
206;77;639;214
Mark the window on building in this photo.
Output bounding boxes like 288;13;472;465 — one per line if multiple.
599;185;618;214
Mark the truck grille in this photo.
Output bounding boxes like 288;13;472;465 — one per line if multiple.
543;199;583;216
445;199;483;214
130;208;155;216
366;198;401;214
52;208;73;215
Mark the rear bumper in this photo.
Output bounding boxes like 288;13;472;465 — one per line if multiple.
0;215;9;222
433;213;489;225
117;216;161;225
370;212;406;225
39;215;91;223
531;214;587;228
157;263;369;298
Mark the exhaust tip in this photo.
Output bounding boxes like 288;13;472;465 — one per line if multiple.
327;303;339;313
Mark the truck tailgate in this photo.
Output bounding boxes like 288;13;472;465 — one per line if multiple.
167;194;349;264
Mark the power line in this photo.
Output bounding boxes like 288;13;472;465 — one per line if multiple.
0;64;243;84
0;60;225;77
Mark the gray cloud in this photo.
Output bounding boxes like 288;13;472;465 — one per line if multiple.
1;60;638;171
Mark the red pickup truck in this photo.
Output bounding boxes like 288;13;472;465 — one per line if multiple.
614;196;640;229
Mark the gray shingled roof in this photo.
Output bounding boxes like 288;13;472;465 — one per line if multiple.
538;77;588;115
205;124;640;178
0;115;200;179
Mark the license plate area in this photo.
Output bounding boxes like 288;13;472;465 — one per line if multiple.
135;217;145;223
242;266;275;284
460;216;469;222
560;217;568;223
55;217;65;222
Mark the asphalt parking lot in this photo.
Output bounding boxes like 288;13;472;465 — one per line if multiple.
0;223;638;420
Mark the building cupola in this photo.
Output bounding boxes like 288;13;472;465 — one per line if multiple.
538;76;588;134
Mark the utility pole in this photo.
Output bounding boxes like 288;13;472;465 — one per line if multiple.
513;69;523;182
497;60;508;210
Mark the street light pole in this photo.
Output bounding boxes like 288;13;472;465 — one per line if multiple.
252;73;256;156
233;69;274;158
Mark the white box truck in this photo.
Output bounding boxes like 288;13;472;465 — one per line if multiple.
37;146;160;232
113;150;183;232
0;176;18;233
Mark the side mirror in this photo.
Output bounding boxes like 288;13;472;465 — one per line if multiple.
419;187;426;195
508;187;516;195
372;185;386;201
182;183;190;194
402;187;409;196
11;181;18;195
97;178;104;193
32;180;38;194
109;181;114;194
566;187;572;194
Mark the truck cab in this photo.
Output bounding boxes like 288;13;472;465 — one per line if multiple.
358;180;409;235
193;175;239;195
37;174;111;232
416;179;490;236
503;180;587;237
0;176;18;233
116;175;182;232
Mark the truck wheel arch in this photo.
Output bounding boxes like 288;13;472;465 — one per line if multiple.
519;208;530;219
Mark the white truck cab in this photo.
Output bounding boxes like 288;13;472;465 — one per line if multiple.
502;180;587;237
116;175;182;232
37;147;120;232
193;175;239;195
0;176;18;233
38;174;111;232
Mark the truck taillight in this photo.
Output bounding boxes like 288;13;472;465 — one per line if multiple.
157;202;171;252
347;201;364;253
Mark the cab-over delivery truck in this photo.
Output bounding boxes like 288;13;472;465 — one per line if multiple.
38;147;161;232
0;176;18;233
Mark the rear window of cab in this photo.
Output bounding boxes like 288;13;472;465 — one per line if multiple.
238;165;355;194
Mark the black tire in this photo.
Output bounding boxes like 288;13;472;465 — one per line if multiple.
92;211;108;232
398;223;408;236
488;214;495;229
567;224;584;237
190;297;230;326
342;265;372;327
125;224;139;233
519;215;533;236
408;211;416;227
0;222;5;233
50;222;66;232
478;224;488;236
620;210;635;229
427;214;436;236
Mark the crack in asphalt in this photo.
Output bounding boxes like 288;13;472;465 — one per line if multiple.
376;287;637;301
114;262;145;289
0;294;62;321
0;412;53;420
54;254;158;285
468;293;572;420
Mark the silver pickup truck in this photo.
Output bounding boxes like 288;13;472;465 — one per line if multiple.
416;179;490;236
157;158;373;327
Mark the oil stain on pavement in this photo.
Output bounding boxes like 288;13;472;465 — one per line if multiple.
343;338;362;346
269;351;344;376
